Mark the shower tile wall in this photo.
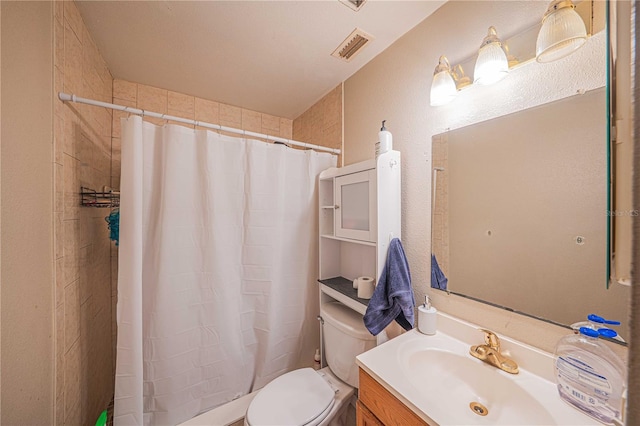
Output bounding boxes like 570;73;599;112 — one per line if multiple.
53;1;114;424
110;80;295;194
293;84;343;165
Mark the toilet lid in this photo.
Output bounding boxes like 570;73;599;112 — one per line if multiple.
246;368;335;426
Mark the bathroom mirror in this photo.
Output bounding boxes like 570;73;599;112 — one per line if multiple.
431;88;631;342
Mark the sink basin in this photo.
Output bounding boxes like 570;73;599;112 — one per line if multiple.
356;313;600;425
399;342;555;425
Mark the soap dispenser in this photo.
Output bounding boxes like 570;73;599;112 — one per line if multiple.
375;120;392;159
418;295;437;335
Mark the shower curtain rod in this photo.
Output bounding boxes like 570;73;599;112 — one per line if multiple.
58;92;341;155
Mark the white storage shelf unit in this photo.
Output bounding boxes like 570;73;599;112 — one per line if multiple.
318;151;401;313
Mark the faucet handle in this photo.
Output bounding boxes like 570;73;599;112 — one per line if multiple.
479;329;500;350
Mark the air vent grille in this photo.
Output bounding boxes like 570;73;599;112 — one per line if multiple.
339;0;367;12
331;28;373;62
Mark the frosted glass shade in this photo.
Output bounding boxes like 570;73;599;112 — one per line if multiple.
430;70;457;106
536;1;587;63
473;42;509;86
430;55;457;107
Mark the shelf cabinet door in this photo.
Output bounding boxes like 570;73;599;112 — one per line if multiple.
335;170;376;242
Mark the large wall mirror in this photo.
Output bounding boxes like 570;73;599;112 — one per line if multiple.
431;88;630;342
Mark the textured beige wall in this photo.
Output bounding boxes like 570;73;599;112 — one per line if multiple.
343;0;627;358
53;1;114;424
293;84;343;165
1;2;55;423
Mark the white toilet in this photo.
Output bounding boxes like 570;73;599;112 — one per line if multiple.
244;301;376;426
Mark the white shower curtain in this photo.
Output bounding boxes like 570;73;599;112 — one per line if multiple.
114;116;336;425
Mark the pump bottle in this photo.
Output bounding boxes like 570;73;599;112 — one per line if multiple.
418;295;437;335
375;120;393;159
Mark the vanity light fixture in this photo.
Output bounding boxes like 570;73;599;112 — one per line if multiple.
452;64;472;89
473;26;509;86
430;56;457;106
430;57;472;107
536;0;587;63
428;1;594;107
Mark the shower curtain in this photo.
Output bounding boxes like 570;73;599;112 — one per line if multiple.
114;116;336;425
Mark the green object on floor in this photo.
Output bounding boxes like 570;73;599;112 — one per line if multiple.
95;410;107;426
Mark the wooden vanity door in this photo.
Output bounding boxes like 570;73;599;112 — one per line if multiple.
356;400;384;426
357;368;429;426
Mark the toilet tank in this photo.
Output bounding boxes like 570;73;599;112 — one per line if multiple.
320;301;376;388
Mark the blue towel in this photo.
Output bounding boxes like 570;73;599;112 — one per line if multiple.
363;238;415;335
431;254;448;290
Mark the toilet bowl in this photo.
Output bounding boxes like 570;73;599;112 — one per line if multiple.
244;367;352;426
244;301;376;426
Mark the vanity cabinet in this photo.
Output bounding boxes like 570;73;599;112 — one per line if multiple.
357;368;428;426
356;401;383;426
317;151;401;321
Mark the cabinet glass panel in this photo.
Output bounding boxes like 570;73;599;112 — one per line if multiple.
335;169;376;242
341;181;369;231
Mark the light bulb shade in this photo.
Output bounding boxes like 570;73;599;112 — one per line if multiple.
430;70;457;106
536;1;587;63
473;27;509;86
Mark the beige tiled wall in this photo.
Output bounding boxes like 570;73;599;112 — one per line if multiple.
293;84;343;165
431;134;449;275
110;80;294;189
53;1;114;424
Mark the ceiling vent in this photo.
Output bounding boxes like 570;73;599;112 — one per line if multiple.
339;0;367;12
331;28;374;62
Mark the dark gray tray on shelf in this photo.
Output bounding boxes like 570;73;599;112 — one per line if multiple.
318;276;371;306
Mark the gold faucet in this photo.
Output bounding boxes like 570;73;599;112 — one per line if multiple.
469;329;519;374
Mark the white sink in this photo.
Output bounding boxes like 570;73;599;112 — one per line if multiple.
399;339;556;424
356;313;600;425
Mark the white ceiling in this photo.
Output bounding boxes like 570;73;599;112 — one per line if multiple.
76;1;446;119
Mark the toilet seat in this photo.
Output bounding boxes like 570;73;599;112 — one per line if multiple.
245;368;336;426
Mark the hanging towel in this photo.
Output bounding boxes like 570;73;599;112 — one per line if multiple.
105;209;120;246
431;254;448;290
363;238;415;336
